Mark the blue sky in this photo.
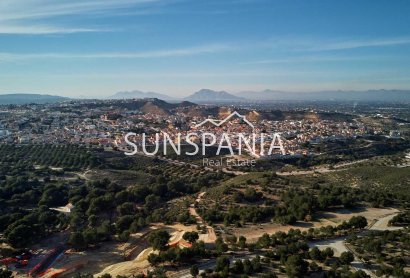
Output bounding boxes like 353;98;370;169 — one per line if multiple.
0;0;410;98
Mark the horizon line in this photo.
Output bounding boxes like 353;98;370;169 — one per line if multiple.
1;88;410;99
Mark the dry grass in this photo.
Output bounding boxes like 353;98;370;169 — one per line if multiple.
229;207;400;243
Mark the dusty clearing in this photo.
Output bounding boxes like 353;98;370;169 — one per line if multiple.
95;224;196;277
39;223;196;278
277;159;369;176
230;207;400;242
43;241;127;278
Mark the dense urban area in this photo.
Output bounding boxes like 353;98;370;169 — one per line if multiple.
0;97;409;278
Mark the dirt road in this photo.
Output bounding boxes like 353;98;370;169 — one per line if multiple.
368;212;403;231
189;192;217;243
310;237;374;277
310;211;402;277
277;159;369;176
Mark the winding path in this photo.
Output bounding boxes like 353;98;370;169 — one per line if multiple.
189;192;217;243
310;212;403;277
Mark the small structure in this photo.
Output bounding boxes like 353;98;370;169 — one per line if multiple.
49;203;74;214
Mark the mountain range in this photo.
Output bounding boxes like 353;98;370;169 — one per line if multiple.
111;89;410;103
0;93;68;105
1;89;409;105
109;90;174;101
183;89;243;102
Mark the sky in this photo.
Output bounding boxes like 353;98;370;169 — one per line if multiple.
0;0;410;98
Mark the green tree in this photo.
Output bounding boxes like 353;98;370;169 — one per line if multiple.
82;229;98;245
310;261;320;272
351;270;370;278
183;231;199;244
116;215;134;233
215;256;230;272
96;220;112;241
226;235;237;245
243;258;253;275
215;237;228;254
233;260;244;273
251;256;262;272
238;236;247;249
39;186;68;207
0;268;13;278
340;251;354;265
243;188;261;202
148;230;170;251
145;194;160;210
348;216;368;229
88;215;99;227
257;233;271;248
322;247;334;258
147;253;161;266
117;202;135;216
309;247;323;261
69;232;86;250
6;224;33;248
285;255;308;278
190;265;199;277
118;230;130;242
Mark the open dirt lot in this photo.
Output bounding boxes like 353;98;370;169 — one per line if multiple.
230;207;400;242
94;224;197;277
50;223;197;277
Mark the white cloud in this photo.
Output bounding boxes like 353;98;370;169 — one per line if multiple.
253;36;410;53
0;0;160;34
240;53;410;65
0;24;99;35
300;37;410;51
0;43;231;61
239;55;375;65
0;0;158;20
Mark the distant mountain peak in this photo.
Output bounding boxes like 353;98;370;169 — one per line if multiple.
109;90;174;101
0;93;68;105
185;89;243;102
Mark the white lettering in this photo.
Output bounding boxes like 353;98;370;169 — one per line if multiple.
268;133;285;155
201;133;217;155
186;133;199;156
142;133;159;155
124;132;137;155
163;132;181;155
